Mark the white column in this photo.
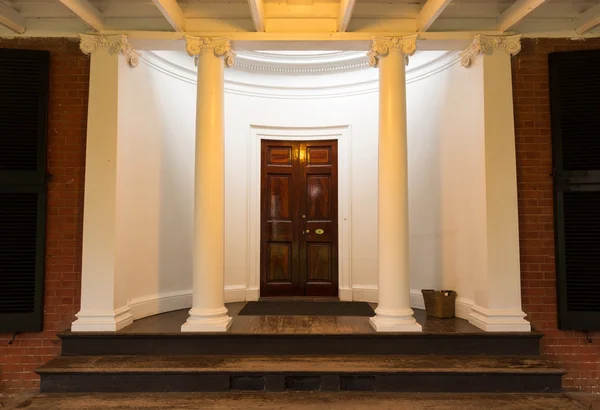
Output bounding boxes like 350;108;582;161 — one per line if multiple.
368;37;422;332
461;35;531;332
71;35;139;332
181;37;234;332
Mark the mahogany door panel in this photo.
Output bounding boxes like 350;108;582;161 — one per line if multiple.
260;139;338;297
261;141;299;296
301;141;338;296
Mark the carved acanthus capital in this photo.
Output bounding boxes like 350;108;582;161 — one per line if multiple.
460;34;522;68
185;36;235;67
79;34;139;68
368;35;418;68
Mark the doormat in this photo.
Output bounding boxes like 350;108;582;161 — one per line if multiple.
238;301;375;317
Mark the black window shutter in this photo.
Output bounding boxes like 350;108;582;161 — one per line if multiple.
0;49;49;332
549;49;600;331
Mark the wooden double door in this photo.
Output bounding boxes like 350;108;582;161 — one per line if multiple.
260;140;338;297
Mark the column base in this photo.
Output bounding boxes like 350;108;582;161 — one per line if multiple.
71;306;134;332
181;307;232;332
369;307;422;332
468;304;531;332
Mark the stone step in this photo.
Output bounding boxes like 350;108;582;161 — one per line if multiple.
59;331;543;356
37;355;565;393
6;392;588;410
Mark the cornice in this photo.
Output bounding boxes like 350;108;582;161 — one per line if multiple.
184;36;235;67
79;34;139;68
368;35;419;68
460;34;522;68
138;50;461;99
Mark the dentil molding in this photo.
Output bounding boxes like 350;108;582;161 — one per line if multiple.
367;35;418;68
185;36;235;67
79;34;139;68
234;51;370;75
460;34;522;68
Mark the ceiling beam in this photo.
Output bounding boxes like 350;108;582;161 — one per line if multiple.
496;0;548;32
416;0;453;32
151;0;185;32
576;3;600;34
0;2;26;33
59;0;104;31
248;0;266;32
337;0;357;32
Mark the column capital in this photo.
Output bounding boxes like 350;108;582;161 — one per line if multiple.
367;35;418;68
460;34;522;68
79;34;139;68
185;36;236;67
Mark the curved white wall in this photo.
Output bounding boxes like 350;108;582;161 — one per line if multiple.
406;54;485;314
116;56;196;319
115;50;484;319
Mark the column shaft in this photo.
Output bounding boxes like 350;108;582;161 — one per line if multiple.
182;44;232;332
370;43;421;332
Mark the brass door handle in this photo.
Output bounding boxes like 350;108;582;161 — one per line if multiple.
305;229;310;233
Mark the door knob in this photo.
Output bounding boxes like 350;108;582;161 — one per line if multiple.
305;229;310;233
302;215;306;218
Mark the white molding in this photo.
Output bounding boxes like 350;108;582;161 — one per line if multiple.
369;308;422;332
468;304;531;332
79;34;140;67
138;50;461;100
368;35;418;68
455;296;474;321
233;51;370;75
123;286;476;322
128;290;191;320
417;0;453;32
59;0;104;31
460;34;522;68
406;51;460;83
248;125;352;301
245;287;260;301
225;285;248;303
181;307;232;332
409;289;425;310
496;0;549;33
576;3;600;35
71;305;133;332
339;287;353;301
0;3;26;34
352;285;377;303
151;0;186;32
185;35;235;67
117;287;245;322
337;0;357;32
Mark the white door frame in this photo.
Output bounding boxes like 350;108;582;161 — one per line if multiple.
245;125;353;301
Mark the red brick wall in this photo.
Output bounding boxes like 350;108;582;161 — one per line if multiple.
1;36;600;394
0;38;89;393
513;38;600;394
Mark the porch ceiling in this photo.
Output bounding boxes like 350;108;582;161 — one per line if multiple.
0;0;599;38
